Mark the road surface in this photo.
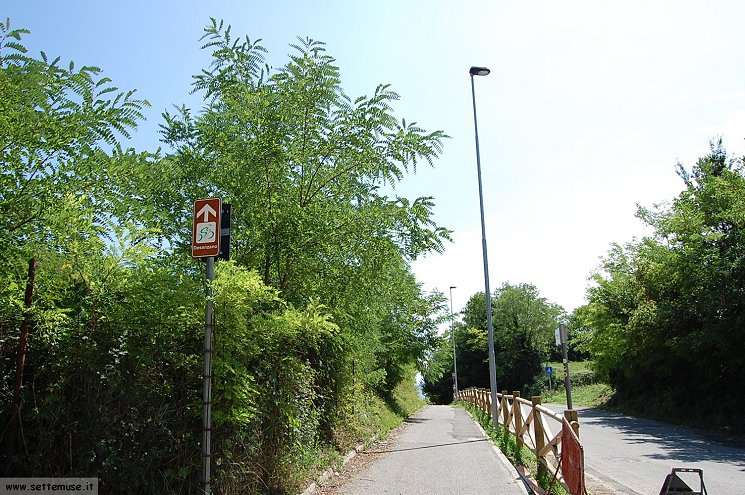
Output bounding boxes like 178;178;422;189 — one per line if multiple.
550;405;745;494
333;405;526;495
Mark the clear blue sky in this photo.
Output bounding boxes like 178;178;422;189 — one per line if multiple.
6;1;745;312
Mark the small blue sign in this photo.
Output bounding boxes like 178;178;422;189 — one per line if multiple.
545;366;553;375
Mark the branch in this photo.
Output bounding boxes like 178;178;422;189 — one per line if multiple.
6;206;44;232
301;152;333;206
305;161;357;203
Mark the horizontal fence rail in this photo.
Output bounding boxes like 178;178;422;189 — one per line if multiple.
456;387;585;495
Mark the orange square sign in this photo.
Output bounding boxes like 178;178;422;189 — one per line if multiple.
192;198;221;258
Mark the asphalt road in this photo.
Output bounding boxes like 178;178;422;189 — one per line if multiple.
335;405;526;495
549;405;745;494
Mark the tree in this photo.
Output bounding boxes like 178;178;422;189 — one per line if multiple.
1;19;453;493
154;17;453;421
157;21;450;301
578;141;745;424
423;283;564;403
0;18;149;252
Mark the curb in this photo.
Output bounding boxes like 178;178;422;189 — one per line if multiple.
467;408;531;495
299;404;428;495
299;441;368;495
298;405;427;495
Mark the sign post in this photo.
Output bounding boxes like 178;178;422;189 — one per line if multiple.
202;257;214;495
192;198;221;495
558;323;573;410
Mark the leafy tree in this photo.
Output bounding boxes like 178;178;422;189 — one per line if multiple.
1;18;452;494
157;20;450;300
154;17;452;423
578;141;745;424
424;283;564;403
0;18;149;252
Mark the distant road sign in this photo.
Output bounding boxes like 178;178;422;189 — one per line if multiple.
546;366;553;375
192;198;221;258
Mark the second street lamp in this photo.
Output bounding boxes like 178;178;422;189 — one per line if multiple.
449;285;458;399
469;65;499;426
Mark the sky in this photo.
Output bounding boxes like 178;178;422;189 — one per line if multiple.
5;0;745;313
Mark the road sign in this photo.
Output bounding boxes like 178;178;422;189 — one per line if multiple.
192;198;221;258
555;327;562;346
217;203;231;261
546;366;553;375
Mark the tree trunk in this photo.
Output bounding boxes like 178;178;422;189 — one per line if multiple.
4;258;38;455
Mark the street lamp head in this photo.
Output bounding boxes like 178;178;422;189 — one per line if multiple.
469;66;490;76
449;285;457;290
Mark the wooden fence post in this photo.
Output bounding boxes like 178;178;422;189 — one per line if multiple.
513;391;523;451
564;409;579;437
501;390;509;428
532;396;548;479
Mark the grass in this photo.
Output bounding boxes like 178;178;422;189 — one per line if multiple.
334;373;426;451
540;361;614;408
545;360;593;381
456;401;569;495
542;383;614;408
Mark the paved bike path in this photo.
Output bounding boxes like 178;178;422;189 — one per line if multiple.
335;405;526;495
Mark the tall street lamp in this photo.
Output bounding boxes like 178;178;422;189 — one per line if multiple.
469;65;499;425
449;286;458;399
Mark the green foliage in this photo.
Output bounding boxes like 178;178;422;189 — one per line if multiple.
0;18;150;252
423;284;565;403
157;21;450;302
577;141;745;426
0;19;448;494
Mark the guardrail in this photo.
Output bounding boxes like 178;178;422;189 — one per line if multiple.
456;387;585;495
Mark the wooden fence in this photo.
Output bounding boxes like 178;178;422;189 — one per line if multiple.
456;387;584;495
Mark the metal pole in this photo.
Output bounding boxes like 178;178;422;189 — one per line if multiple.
449;286;459;398
202;256;215;494
560;323;573;410
470;74;499;426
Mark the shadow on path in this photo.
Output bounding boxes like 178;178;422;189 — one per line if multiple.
364;438;487;454
577;408;745;467
403;417;430;424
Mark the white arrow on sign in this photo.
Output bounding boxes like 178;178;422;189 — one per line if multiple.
197;203;217;222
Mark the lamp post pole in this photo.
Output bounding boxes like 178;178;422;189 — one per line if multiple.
469;66;499;426
449;286;458;399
